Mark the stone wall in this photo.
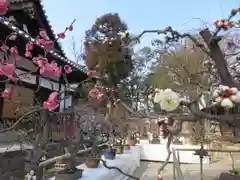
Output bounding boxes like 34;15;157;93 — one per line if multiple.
124;118;151;137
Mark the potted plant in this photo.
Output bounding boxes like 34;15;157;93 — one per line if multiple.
56;168;83;180
122;130;130;150
152;134;161;144
54;126;84;180
103;144;116;159
129;135;137;146
85;155;101;168
115;140;124;154
124;144;131;150
55;145;84;180
123;138;131;150
85;143;101;168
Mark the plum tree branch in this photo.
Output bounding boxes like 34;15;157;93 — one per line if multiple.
156;118;183;175
129;28;209;55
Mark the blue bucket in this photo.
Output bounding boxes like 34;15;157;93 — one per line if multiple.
104;151;116;160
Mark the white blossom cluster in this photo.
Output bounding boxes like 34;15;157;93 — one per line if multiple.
153;88;180;111
212;85;240;108
152;85;240;112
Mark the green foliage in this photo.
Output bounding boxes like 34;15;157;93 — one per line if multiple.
149;47;210;98
84;13;133;85
118;47;153;110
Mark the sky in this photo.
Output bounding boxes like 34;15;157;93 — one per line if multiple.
42;0;240;63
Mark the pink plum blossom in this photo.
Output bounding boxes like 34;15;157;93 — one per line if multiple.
10;47;18;56
0;0;8;15
88;87;104;101
43;92;60;111
1;88;11;98
64;65;72;74
26;42;34;51
87;70;100;78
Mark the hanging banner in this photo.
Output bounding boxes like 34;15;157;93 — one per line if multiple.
65;95;72;108
39;77;59;91
15;69;36;84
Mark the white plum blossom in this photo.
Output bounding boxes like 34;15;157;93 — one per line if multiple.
212;90;220;98
212;85;240;108
164;117;168;124
154;88;180;111
153;89;164;103
221;98;234;108
230;91;240;103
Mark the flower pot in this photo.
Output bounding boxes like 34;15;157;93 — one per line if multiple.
55;168;83;180
152;138;161;144
103;150;116;160
124;144;131;150
129;139;137;146
85;157;100;168
115;145;124;154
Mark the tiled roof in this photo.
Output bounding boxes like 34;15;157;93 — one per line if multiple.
9;0;66;57
9;0;29;3
38;0;66;58
9;0;66;58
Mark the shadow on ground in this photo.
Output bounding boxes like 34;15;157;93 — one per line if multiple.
129;159;234;180
129;161;162;180
129;161;151;179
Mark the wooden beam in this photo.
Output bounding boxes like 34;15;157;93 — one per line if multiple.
8;2;34;11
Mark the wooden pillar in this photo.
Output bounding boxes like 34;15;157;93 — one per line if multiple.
140;125;144;137
59;84;66;112
0;76;5;119
33;74;39;105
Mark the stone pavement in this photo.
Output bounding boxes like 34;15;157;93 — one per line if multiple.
129;157;240;180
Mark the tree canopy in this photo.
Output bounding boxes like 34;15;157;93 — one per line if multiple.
118;47;152;110
84;13;133;85
149;45;210;98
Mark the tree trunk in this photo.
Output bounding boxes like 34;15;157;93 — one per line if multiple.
199;28;237;87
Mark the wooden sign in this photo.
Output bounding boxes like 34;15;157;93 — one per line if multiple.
15;69;36;84
39;77;59;91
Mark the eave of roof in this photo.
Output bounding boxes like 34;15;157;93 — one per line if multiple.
9;0;29;3
9;0;84;72
0;16;86;73
38;0;66;58
9;0;67;59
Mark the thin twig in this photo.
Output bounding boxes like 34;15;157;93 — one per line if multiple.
0;108;44;133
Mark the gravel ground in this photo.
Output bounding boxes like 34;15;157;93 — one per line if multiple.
129;157;240;180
